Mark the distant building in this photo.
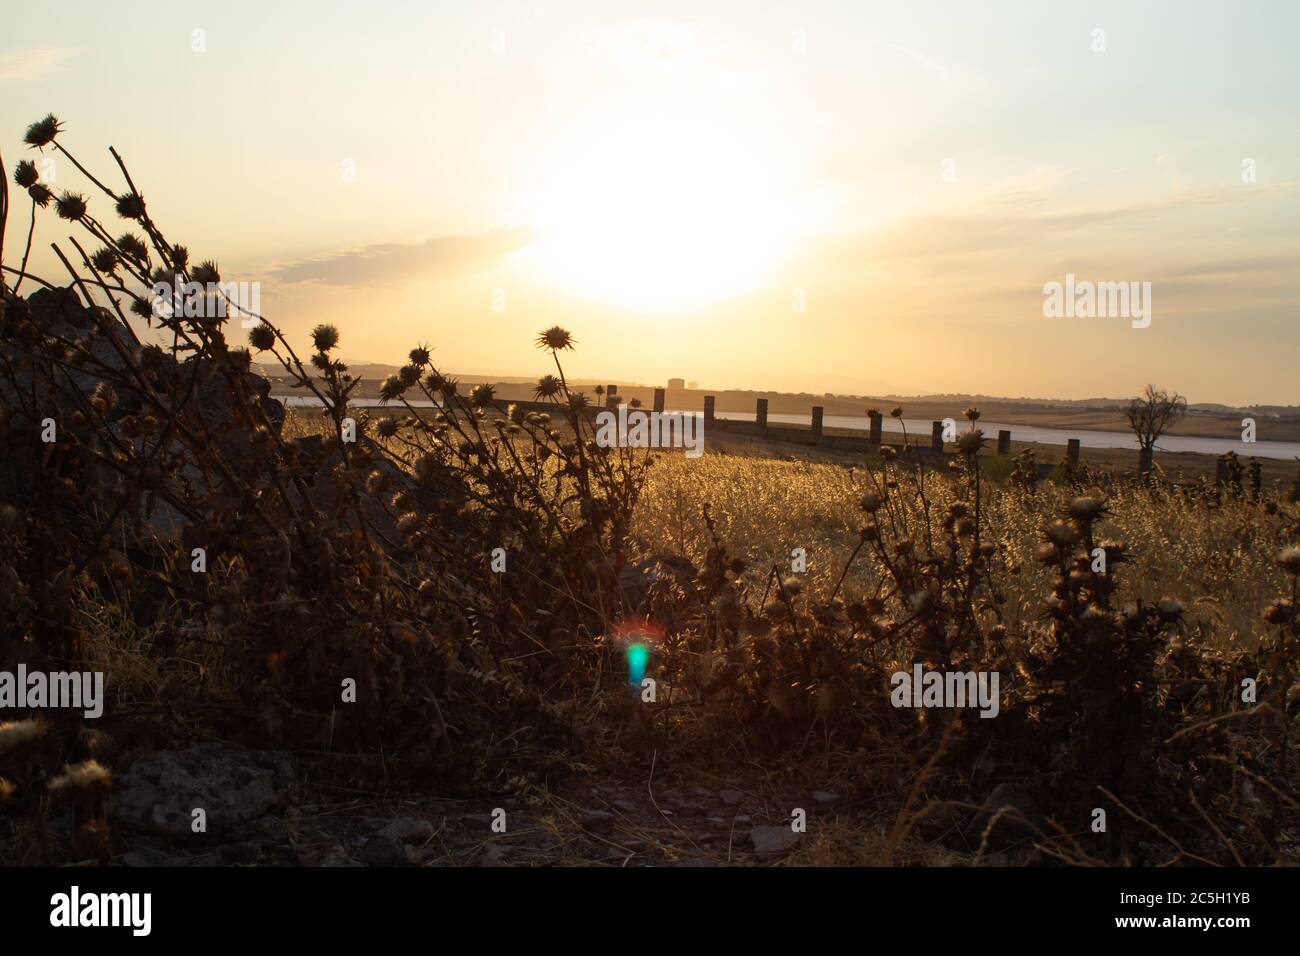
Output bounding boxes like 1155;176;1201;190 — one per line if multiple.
687;381;698;390
667;378;686;389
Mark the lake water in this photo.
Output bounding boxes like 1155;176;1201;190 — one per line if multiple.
276;398;1300;462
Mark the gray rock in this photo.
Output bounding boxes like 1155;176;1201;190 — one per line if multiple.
811;790;840;803
112;743;294;836
749;825;800;856
718;789;745;806
376;817;434;843
581;810;616;832
362;836;409;866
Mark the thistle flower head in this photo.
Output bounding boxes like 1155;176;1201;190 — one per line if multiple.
14;160;39;188
1044;519;1080;547
0;718;47;754
535;325;574;351
116;232;148;261
964;406;981;421
379;374;406;402
90;247;118;273
533;374;562;401
469;382;497;408
28;183;54;207
115;192;146;220
311;323;340;352
191;260;220;283
956;429;985;455
1157;597;1185;622
248;323;276;351
1067;495;1107;523
23;113;63;148
408;345;431;366
55;190;88;221
47;760;112;798
890;406;903;418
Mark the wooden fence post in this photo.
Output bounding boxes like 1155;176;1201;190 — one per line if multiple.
868;410;882;446
930;421;944;452
703;395;715;425
756;397;768;434
653;388;665;413
997;429;1011;455
1067;438;1081;466
811;406;824;444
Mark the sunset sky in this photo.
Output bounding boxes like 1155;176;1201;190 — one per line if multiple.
3;0;1297;404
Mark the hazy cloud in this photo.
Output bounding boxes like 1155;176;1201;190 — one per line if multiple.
0;47;78;84
270;227;538;287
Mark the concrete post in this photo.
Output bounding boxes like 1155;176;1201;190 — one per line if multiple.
703;395;715;424
997;429;1011;455
868;410;882;446
756;397;768;434
930;421;944;452
811;406;824;444
1066;438;1081;466
653;388;665;413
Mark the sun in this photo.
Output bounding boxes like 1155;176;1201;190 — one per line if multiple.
524;115;800;311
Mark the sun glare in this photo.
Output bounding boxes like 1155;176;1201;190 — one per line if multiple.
525;116;800;311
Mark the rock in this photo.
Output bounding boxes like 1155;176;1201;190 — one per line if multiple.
318;849;363;867
112;743;294;836
376;818;434;843
718;789;745;806
749;825;800;856
581;810;616;833
362;836;410;866
612;799;638;813
811;790;840;803
478;844;511;867
121;846;195;867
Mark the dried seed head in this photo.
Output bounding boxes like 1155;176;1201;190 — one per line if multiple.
1044;520;1080;547
55;190;88;221
0;718;46;753
13;160;39;188
1277;546;1300;575
535;325;574;351
311;324;340;352
248;323;276;351
48;760;112;798
23;113;63;148
1067;496;1106;523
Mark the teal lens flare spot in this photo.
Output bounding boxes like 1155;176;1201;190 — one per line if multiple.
627;643;649;685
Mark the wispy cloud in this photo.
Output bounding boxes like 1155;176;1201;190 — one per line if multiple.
0;47;78;84
269;227;538;287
